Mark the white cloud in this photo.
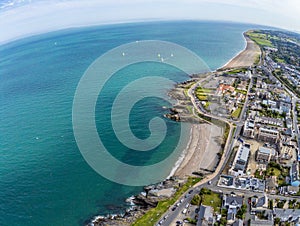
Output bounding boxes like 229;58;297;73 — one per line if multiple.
0;0;299;45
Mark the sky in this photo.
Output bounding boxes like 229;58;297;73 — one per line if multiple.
0;0;300;44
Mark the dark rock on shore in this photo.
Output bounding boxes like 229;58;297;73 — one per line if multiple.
88;177;186;226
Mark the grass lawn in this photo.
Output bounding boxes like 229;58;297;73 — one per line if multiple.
196;94;208;101
201;192;222;212
186;105;193;114
247;31;274;47
203;101;211;110
275;58;285;63
254;54;260;65
132;177;201;226
266;165;289;186
236;89;247;95
231;107;242;118
266;167;281;177
196;86;214;94
227;68;247;74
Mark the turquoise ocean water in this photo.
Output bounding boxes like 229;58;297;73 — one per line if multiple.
0;21;262;225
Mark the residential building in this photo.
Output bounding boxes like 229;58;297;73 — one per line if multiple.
250;211;274;226
217;84;235;95
273;208;300;223
281;186;299;195
229;143;251;176
279;101;291;115
290;162;300;187
256;147;276;163
257;127;279;143
232;219;243;226
262;99;277;108
250;218;273;226
222;194;244;208
243;119;255;138
251;194;268;211
265;176;278;194
197;205;215;226
255;116;283;127
286;117;293;129
222;194;243;224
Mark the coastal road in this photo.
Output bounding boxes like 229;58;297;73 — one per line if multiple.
158;74;238;226
187;76;237;189
158;71;256;225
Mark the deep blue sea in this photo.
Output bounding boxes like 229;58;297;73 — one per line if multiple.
0;21;263;225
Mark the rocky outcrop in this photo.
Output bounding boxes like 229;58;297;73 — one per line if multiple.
88;177;186;226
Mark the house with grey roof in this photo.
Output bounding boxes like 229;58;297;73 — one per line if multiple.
232;219;243;226
197;205;215;226
250;218;273;226
273;208;300;223
222;194;244;224
251;194;268;211
290;162;300;187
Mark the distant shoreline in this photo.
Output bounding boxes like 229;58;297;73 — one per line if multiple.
219;32;261;70
168;30;259;179
87;29;259;226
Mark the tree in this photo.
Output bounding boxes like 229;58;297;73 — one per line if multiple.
277;201;285;208
200;188;211;195
220;217;227;226
269;199;274;210
236;204;247;219
274;217;281;225
191;194;201;206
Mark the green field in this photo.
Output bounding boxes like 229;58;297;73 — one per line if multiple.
195;86;215;101
236;89;247;95
195;86;214;94
132;177;201;226
231;107;242;118
247;31;274;47
275;57;285;63
266;167;281;177
196;94;208;101
227;68;247;74
201;191;222;212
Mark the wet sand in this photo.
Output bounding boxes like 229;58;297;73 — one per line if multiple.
172;32;258;178
222;34;261;69
174;123;222;177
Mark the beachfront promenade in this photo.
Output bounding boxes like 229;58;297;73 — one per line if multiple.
160;46;253;226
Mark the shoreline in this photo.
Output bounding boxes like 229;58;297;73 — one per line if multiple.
217;32;261;70
167;125;194;178
171;123;222;178
169;31;256;178
217;31;247;70
87;30;258;225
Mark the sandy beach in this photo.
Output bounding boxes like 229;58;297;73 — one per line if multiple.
174;123;222;177
173;32;259;178
221;34;261;69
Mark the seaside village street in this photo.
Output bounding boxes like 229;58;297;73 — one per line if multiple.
92;30;300;226
151;31;300;226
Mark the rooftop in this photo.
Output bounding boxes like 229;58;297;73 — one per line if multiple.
258;147;275;155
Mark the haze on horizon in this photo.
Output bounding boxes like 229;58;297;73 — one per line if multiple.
0;0;300;45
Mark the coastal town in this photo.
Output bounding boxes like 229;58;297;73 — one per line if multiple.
91;29;300;226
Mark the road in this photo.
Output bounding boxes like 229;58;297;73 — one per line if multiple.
159;73;240;226
158;69;298;226
268;67;300;157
